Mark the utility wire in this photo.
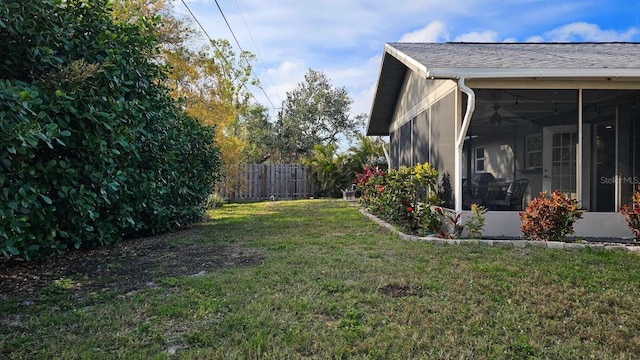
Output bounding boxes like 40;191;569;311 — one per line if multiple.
233;0;281;104
180;0;274;111
212;0;277;110
179;0;228;76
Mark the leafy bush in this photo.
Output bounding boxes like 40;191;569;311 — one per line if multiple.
357;163;441;236
465;204;488;239
620;184;640;240
0;0;221;259
435;207;463;239
204;193;226;210
519;191;583;242
305;135;388;198
305;143;349;198
433;204;487;239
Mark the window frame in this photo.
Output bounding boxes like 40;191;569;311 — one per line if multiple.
475;146;486;173
525;133;543;169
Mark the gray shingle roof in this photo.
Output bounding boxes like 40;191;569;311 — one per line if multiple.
390;42;640;70
367;42;640;136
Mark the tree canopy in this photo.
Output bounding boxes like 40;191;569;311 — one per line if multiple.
273;69;365;163
109;2;369;168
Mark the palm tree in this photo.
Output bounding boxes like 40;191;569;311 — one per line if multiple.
346;134;387;175
306;143;348;197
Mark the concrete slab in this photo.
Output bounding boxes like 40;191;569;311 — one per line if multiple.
545;242;565;250
564;243;586;251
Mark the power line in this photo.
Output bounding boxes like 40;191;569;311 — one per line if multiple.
233;0;281;104
212;0;277;110
179;0;231;79
179;0;275;111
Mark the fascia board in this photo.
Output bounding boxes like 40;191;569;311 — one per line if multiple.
384;43;428;78
426;67;640;79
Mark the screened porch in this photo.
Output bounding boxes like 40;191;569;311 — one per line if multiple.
461;88;640;213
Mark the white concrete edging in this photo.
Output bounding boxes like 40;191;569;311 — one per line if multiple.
360;209;640;253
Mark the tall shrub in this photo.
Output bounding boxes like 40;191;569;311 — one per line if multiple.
0;0;221;259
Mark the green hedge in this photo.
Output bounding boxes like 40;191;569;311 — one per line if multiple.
0;0;221;259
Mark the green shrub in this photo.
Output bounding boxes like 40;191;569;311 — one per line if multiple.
435;207;463;239
204;193;226;210
465;204;488;239
357;163;441;236
0;0;221;259
519;191;583;242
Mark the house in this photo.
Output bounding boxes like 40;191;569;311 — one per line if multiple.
366;42;640;238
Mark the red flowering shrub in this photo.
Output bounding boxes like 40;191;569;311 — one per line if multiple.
620;184;640;240
437;207;464;239
519;191;583;242
357;163;441;236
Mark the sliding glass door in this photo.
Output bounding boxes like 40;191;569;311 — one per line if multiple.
584;90;640;212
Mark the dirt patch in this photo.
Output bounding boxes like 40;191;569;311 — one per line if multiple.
378;284;424;298
0;226;264;303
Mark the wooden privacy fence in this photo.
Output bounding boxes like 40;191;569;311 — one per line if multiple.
217;164;316;202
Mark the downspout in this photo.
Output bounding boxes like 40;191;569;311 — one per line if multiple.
455;78;476;212
379;136;391;167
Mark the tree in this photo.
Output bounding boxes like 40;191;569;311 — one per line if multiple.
109;1;263;197
168;39;257;166
305;134;388;198
274;69;364;163
0;0;220;259
109;0;195;48
238;104;276;163
109;1;257;170
305;143;348;197
346;133;388;174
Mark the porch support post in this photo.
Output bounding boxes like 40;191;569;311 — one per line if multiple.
578;89;583;204
455;78;476;212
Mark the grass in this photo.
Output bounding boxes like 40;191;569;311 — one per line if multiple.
2;199;640;359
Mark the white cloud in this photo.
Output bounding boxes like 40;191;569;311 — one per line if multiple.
541;22;640;42
258;59;308;109
525;35;545;42
267;60;306;83
350;82;377;116
454;30;499;42
398;21;449;42
329;55;383;116
178;0;640;127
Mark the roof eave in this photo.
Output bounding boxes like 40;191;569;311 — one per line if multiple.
366;45;415;136
367;43;640;137
384;43;428;78
425;68;640;79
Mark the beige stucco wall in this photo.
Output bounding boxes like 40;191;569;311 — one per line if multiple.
471;139;515;181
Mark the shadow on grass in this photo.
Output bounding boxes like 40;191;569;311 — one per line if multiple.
0;199;353;306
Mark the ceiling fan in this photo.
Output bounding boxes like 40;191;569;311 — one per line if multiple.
478;104;523;126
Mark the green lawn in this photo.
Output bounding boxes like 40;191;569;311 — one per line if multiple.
2;199;640;359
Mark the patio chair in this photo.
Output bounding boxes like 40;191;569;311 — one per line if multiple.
487;178;529;211
470;173;496;206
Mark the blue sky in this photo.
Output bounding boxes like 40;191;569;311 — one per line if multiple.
181;0;640;119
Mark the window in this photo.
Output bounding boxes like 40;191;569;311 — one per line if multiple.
526;133;542;169
475;146;485;172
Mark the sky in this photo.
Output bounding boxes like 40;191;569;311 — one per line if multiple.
179;0;640;122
